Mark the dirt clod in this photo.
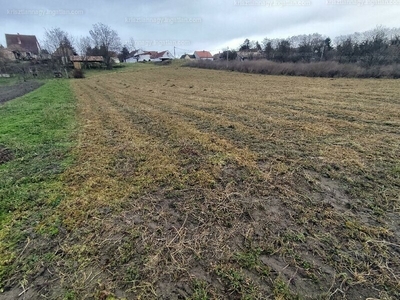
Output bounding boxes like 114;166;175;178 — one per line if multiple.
0;145;14;164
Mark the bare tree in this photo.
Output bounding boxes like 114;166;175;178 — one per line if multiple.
75;36;92;69
77;36;92;57
43;28;75;54
127;37;136;52
43;28;75;77
89;23;121;68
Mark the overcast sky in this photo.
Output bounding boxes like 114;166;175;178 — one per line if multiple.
2;0;400;56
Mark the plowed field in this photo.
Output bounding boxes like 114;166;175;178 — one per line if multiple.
2;65;399;299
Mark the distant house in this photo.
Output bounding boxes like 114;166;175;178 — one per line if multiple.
150;50;174;61
126;50;138;63
126;55;137;63
53;46;77;64
236;54;249;61
180;54;195;60
39;49;52;60
5;33;41;60
126;50;153;62
0;46;15;61
194;50;213;60
126;50;174;63
213;53;222;60
236;50;263;61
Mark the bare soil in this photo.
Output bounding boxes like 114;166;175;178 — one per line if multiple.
0;145;13;164
0;81;43;104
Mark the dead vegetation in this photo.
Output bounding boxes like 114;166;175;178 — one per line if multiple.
185;60;400;79
2;66;399;299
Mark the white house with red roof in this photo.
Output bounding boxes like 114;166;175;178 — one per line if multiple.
150;50;174;62
126;50;174;63
126;50;152;62
194;50;213;60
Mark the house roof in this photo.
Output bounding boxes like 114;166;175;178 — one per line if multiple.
127;50;138;58
151;50;171;59
156;51;167;58
180;54;195;59
129;50;157;57
194;50;213;59
5;34;40;54
70;55;104;62
143;51;158;56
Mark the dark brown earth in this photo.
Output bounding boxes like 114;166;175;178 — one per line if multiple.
0;81;43;105
0;145;13;165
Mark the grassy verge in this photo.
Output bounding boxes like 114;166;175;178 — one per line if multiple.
0;79;76;292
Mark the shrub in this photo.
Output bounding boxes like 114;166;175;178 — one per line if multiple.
72;69;85;79
154;60;172;66
183;60;400;79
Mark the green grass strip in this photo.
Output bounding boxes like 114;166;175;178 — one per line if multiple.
0;79;76;289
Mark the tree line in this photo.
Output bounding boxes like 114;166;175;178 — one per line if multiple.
3;24;399;71
222;26;400;67
41;23;126;69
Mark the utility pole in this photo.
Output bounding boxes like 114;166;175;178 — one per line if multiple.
174;46;176;58
226;46;229;67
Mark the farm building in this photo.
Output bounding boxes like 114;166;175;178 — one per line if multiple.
69;56;104;63
69;55;104;69
53;46;77;64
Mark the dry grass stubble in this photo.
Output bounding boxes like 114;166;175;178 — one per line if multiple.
5;66;399;299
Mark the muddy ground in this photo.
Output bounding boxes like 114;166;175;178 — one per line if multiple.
0;81;43;105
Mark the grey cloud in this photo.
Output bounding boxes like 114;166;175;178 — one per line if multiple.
1;0;400;56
